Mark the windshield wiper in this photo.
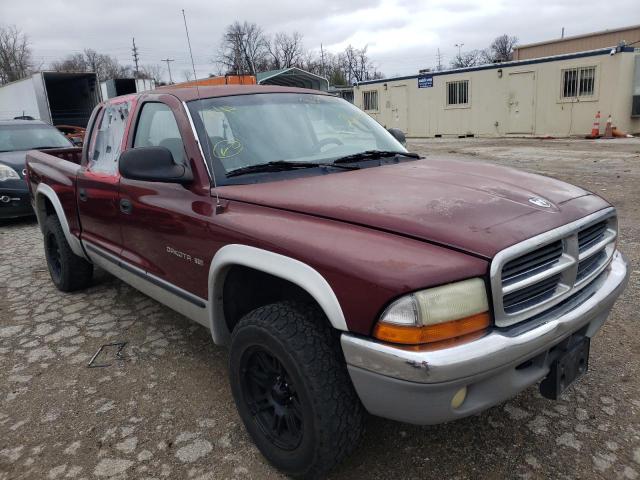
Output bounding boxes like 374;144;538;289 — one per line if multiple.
332;150;421;164
226;160;358;178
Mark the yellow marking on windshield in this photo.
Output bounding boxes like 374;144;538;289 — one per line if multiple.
210;106;236;113
213;139;243;159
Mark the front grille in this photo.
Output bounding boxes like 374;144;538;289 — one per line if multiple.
503;274;561;313
502;240;563;284
491;210;617;327
577;250;606;282
578;221;607;252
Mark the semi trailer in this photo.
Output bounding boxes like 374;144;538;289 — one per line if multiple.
0;72;100;127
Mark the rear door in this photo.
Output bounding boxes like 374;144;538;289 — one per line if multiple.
118;95;214;300
77;97;134;256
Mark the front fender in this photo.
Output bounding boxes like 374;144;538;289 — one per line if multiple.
208;244;347;345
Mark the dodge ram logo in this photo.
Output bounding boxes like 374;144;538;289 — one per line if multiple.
528;196;552;208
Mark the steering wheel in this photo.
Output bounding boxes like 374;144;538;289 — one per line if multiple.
316;137;344;152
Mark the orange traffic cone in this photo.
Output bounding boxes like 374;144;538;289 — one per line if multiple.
602;114;614;139
587;111;601;138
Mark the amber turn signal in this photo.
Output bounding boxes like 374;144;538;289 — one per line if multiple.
373;312;491;345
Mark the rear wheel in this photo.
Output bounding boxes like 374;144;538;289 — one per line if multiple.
43;215;93;292
229;302;365;478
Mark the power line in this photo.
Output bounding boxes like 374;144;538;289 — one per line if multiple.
161;58;174;83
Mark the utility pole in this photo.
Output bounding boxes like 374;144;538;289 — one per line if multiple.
132;38;140;77
436;48;443;71
161;58;174;84
320;43;326;78
454;43;464;58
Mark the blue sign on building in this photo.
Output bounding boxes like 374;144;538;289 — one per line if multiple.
418;75;433;88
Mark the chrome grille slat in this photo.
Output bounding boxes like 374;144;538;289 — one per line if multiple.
578;229;617;261
502;240;563;283
578;221;607;252
577;251;605;282
502;255;575;294
490;209;617;328
503;274;561;312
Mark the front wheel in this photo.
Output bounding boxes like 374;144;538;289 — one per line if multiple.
229;302;364;478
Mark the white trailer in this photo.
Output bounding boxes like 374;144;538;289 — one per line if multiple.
99;78;156;100
0;72;100;127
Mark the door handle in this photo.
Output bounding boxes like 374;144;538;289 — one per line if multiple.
119;198;133;215
78;188;87;202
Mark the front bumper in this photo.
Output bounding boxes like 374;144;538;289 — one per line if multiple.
0;187;33;219
341;251;629;425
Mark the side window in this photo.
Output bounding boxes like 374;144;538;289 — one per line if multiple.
89;101;131;173
133;103;186;164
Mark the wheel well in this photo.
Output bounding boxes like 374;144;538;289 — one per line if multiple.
43;197;55;216
223;265;318;333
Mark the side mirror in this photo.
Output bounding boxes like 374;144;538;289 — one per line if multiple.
119;146;193;184
387;128;406;146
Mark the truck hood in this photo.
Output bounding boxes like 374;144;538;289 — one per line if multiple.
217;158;610;258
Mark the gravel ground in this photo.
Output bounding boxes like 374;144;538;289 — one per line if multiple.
1;137;639;480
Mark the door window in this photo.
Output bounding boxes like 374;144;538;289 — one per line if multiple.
89;101;131;173
133;103;186;164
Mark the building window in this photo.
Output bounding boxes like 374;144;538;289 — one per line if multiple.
562;66;596;98
363;90;378;111
446;80;469;106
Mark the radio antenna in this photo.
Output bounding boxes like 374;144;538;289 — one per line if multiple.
182;9;222;211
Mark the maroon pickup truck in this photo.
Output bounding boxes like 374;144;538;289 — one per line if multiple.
26;85;628;478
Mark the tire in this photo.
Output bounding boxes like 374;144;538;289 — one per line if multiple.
229;301;365;479
43;215;93;292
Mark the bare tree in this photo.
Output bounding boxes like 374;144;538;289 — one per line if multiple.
487;34;518;62
450;50;481;68
343;45;382;83
50;53;87;73
182;70;193;82
217;21;269;75
0;25;33;85
51;50;130;81
267;32;304;69
140;64;164;84
214;20;385;85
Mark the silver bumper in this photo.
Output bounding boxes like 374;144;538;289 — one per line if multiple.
342;251;629;424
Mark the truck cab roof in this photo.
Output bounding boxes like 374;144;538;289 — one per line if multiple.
150;84;328;102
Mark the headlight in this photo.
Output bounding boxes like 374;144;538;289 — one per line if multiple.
374;278;491;345
0;164;20;181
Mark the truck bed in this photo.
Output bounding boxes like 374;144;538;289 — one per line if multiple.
26;147;83;236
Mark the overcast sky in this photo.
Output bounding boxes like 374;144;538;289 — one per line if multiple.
2;0;639;82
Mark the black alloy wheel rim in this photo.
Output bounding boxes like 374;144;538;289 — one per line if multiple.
46;232;62;282
241;347;304;450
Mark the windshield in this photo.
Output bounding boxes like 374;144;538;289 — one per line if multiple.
0;123;72;152
188;93;405;178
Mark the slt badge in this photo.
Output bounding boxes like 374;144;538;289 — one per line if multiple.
528;196;552;208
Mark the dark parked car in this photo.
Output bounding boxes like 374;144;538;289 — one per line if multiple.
0;119;72;219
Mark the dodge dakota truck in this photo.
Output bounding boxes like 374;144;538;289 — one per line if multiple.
26;85;629;478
